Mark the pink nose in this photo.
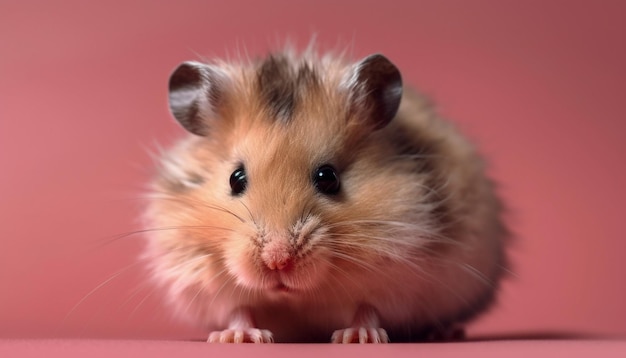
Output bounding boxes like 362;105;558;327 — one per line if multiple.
266;257;291;271
261;245;292;271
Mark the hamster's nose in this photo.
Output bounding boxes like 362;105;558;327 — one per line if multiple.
265;257;291;271
261;241;293;271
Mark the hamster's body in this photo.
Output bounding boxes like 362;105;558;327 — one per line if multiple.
144;50;506;343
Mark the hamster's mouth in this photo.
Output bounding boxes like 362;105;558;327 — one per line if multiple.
262;271;295;293
258;262;325;294
267;275;300;294
272;282;291;293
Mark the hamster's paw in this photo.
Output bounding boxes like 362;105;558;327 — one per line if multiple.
331;327;389;343
207;328;274;343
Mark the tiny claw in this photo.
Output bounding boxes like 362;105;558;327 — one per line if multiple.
331;327;389;344
207;328;274;343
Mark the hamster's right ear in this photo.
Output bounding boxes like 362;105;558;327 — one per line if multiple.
343;54;403;131
168;61;228;136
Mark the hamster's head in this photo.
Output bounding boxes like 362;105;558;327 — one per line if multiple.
148;52;440;301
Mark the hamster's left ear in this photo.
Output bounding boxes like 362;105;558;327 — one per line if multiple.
344;54;403;130
168;61;229;136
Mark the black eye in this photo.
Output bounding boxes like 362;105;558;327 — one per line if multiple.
229;166;247;196
313;165;340;195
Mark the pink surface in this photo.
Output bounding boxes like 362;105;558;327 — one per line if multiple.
1;0;626;343
1;339;626;358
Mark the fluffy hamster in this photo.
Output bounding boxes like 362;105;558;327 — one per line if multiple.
143;49;506;343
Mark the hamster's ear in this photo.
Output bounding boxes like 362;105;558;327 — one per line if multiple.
168;61;227;136
344;54;403;130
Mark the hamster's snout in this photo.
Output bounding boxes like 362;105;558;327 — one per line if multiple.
261;238;293;271
256;214;324;271
247;216;330;293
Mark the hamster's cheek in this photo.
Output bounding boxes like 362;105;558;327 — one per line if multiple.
221;234;266;289
281;247;333;291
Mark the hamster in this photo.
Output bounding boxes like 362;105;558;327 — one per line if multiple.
143;49;507;343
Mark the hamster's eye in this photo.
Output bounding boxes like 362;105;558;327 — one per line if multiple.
313;165;340;195
229;166;247;196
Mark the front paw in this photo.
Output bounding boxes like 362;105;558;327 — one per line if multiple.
207;328;274;343
331;327;389;343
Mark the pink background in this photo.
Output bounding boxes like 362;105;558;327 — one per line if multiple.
1;0;625;341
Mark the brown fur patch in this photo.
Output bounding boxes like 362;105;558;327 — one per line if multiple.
255;54;321;122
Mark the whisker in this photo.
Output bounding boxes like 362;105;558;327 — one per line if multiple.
119;277;154;311
147;192;247;223
457;263;495;288
207;270;236;310
325;219;442;235
327;231;464;252
324;261;359;302
128;283;161;320
239;201;256;225
183;284;207;317
498;264;518;278
61;260;144;327
92;225;235;248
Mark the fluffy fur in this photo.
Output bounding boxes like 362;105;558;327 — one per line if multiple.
143;50;506;343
